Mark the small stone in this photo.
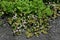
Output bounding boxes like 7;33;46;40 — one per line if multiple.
16;30;18;32
13;31;16;33
17;27;20;29
19;30;21;32
2;12;4;14
28;16;30;18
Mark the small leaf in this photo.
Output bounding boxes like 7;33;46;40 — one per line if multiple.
45;6;53;16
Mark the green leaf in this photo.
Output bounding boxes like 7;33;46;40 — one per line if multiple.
45;6;53;16
0;14;2;17
0;13;3;17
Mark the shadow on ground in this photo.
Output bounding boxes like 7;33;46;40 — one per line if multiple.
0;17;60;40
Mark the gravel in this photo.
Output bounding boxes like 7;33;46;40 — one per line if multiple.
0;17;60;40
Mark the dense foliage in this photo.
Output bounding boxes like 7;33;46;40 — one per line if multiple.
0;0;57;38
0;0;53;18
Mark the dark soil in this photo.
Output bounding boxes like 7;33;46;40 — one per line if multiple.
0;17;60;40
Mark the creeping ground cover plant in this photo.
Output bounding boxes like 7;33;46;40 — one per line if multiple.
0;0;59;38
